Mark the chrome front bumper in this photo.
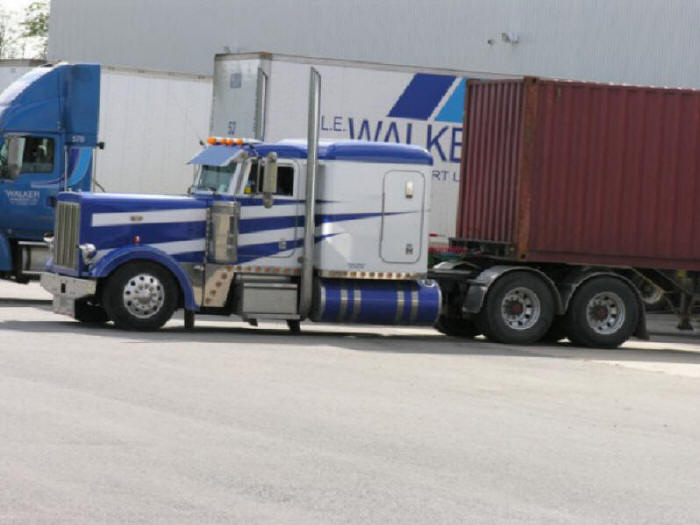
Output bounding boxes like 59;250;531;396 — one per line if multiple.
40;272;97;317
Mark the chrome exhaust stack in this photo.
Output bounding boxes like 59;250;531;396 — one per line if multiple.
298;67;321;319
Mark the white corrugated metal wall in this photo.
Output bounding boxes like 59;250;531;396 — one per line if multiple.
96;67;212;194
49;0;700;88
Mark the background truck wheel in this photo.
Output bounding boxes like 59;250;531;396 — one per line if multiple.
74;299;109;324
476;272;554;344
435;315;480;338
565;277;639;348
102;261;178;331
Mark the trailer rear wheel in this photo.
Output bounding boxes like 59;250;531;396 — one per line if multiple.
476;272;554;344
565;277;638;348
102;261;178;331
435;315;480;338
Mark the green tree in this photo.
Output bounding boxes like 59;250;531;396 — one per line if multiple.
21;0;49;59
0;8;19;59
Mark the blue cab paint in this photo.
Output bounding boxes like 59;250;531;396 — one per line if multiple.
0;63;100;277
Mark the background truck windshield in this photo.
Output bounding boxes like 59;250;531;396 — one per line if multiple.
195;162;237;192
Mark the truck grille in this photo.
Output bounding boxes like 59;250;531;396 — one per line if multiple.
54;201;80;269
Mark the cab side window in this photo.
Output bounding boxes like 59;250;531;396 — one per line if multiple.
243;160;262;194
21;137;55;174
243;161;295;197
275;166;294;197
0;136;55;179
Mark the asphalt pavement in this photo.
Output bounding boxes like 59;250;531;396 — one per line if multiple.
0;282;699;524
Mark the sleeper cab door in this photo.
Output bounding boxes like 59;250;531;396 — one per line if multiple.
380;170;425;263
236;159;300;262
0;134;62;236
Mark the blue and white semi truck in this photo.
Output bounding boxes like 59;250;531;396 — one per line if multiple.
40;69;443;331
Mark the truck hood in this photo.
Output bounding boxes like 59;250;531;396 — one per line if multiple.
58;192;209;264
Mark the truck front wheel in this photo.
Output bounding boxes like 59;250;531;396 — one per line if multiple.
476;272;554;344
565;277;638;348
102;261;178;331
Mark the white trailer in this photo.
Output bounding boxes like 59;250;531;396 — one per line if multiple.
209;52;511;243
96;65;212;194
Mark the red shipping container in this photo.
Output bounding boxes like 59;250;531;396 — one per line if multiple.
458;77;700;271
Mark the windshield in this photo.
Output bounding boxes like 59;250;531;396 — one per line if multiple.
194;162;238;193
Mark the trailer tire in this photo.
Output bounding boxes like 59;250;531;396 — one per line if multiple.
74;299;109;324
541;316;568;343
102;261;178;331
435;315;480;338
565;277;638;348
476;272;554;344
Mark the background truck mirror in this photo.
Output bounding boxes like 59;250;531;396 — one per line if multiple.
7;136;26;179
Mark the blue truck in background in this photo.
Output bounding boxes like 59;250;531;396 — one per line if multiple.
0;63;100;282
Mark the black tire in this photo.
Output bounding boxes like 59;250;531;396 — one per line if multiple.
102;261;178;331
74;299;109;324
435;315;480;338
287;320;301;334
565;277;639;348
476;272;554;344
541;316;568;343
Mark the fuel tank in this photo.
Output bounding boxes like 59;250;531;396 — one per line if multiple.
311;278;441;325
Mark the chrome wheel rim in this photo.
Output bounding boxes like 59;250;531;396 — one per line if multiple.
586;291;625;335
123;273;165;319
500;287;541;330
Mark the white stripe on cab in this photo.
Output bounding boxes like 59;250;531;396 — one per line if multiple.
91;208;206;227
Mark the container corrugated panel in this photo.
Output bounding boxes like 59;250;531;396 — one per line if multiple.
458;79;525;245
458;77;700;271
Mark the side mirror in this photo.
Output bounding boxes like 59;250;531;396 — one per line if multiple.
262;152;278;208
6;136;25;180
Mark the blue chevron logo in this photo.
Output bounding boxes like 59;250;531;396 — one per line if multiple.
388;74;467;123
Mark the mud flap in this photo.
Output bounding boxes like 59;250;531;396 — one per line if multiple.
0;233;12;272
